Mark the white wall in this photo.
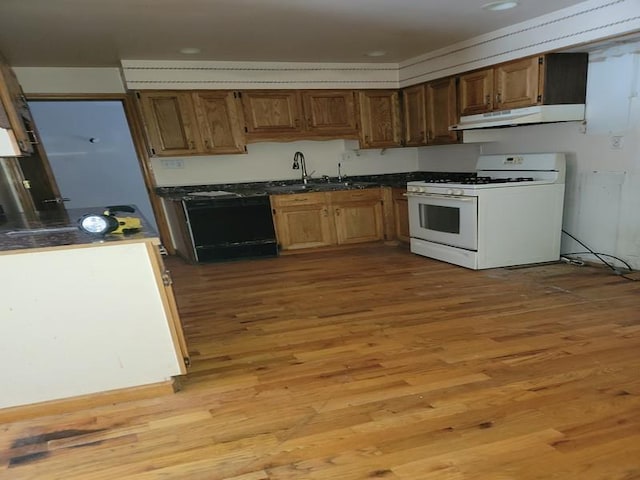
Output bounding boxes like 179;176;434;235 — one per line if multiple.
151;139;418;186
418;44;640;270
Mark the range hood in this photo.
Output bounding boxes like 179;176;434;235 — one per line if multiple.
449;104;585;131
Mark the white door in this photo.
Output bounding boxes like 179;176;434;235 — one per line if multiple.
28;100;157;231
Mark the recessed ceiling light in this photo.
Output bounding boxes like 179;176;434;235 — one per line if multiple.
482;1;519;11
179;47;201;55
365;50;387;57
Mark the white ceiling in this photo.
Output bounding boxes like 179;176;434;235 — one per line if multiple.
0;0;590;67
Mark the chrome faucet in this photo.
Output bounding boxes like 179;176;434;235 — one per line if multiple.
293;151;313;184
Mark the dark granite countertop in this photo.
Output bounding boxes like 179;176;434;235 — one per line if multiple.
155;171;470;201
0;206;158;253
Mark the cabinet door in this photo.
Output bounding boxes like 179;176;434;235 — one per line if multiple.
0;56;35;154
273;205;334;250
333;200;384;244
301;90;357;136
137;91;200;156
271;193;334;250
392;188;410;243
241;90;303;136
331;190;384;245
401;84;427;147
494;57;540;110
458;68;493;116
357;90;402;148
193;91;246;154
426;77;459;145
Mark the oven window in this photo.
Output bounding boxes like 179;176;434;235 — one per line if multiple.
419;204;460;234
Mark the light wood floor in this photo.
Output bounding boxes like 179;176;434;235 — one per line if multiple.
2;245;640;479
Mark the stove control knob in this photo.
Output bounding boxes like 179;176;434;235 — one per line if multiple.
446;189;453;195
418;187;426;193
454;189;464;196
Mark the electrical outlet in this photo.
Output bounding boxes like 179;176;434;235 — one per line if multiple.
161;159;185;169
610;135;624;150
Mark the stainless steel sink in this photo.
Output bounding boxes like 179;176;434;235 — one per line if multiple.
265;184;316;193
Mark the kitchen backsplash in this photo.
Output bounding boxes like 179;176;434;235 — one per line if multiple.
150;139;419;187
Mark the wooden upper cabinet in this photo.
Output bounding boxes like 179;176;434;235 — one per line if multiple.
459;68;494;116
0;54;35;155
301;90;357;136
241;90;358;141
240;90;303;136
357;90;402;149
193;91;246;154
425;77;459;144
494;56;540;110
401;84;427;147
401;78;458;146
137;91;200;156
459;53;588;116
459;59;539;115
137;90;247;156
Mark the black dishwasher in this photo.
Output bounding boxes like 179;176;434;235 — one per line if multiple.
183;196;277;262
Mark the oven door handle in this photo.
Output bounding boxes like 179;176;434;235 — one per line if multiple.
404;193;475;201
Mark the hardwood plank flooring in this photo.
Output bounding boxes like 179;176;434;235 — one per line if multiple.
2;245;640;479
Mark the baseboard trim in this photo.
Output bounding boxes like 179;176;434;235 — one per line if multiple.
0;379;178;423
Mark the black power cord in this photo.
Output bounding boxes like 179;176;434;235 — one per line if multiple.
561;229;638;282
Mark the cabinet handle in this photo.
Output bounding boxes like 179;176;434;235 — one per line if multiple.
485;94;491;106
189;141;195;150
323;208;328;217
335;208;340;216
496;93;502;104
204;139;210;149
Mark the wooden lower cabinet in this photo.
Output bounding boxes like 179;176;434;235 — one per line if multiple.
271;189;384;251
270;192;334;250
331;189;384;245
392;187;410;243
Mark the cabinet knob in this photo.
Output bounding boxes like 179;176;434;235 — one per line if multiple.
335;208;340;216
189;141;195;150
485;95;491;106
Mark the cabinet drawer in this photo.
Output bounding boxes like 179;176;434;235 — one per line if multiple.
330;188;381;203
270;191;327;207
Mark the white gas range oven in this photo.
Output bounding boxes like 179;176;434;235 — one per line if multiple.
407;153;566;270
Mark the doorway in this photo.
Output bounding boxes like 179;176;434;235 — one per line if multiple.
28;100;158;231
